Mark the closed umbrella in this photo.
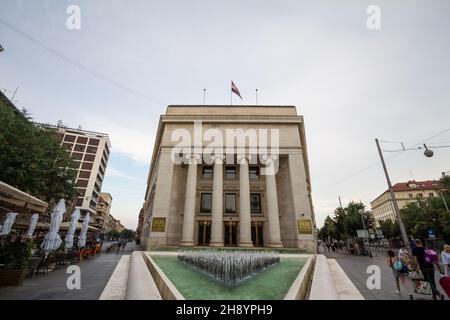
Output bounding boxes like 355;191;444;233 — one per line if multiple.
65;209;80;250
26;213;39;238
0;212;18;236
41;199;66;252
78;213;90;248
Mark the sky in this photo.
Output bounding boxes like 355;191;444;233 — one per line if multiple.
1;0;450;230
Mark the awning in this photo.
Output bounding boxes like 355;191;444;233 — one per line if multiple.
0;181;49;213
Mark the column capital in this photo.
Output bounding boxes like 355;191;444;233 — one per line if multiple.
211;153;224;164
183;153;201;165
237;154;249;164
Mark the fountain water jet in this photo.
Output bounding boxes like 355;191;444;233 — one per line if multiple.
178;250;280;285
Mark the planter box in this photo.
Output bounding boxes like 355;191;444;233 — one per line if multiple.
0;269;27;287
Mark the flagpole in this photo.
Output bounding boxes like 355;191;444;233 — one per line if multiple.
230;87;232;106
255;89;258;105
203;89;206;105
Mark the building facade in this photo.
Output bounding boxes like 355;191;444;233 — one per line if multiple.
95;192;112;230
37;123;111;217
371;180;445;225
139;105;317;252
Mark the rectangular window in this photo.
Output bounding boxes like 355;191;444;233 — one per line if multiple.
74;144;86;153
429;193;434;197
76;197;84;206
88;138;100;146
250;193;261;214
62;143;73;151
418;193;423;198
76;179;89;188
202;166;213;180
71;152;83;160
86;146;98;154
249;167;260;180
200;193;212;213
225;193;236;213
78;171;90;179
81;162;93;170
408;194;413;199
83;154;96;162
225;166;237;179
77;136;88;144
64;134;76;142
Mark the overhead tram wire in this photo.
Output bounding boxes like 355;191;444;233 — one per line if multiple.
0;18;166;107
316;126;450;193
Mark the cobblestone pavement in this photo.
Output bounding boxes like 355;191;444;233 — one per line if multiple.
0;242;135;300
320;247;446;300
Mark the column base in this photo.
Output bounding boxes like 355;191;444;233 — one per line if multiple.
180;240;195;247
238;242;254;248
268;242;283;248
209;242;224;247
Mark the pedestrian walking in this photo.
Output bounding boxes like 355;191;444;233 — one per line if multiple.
387;249;413;299
441;244;450;276
412;239;445;300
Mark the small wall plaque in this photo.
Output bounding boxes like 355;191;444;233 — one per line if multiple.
297;219;312;234
151;217;166;232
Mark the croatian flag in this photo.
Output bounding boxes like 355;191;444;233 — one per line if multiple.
231;81;242;100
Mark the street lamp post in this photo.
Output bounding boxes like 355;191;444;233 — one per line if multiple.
358;209;372;257
375;138;411;250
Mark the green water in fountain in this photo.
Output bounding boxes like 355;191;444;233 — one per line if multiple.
152;256;305;300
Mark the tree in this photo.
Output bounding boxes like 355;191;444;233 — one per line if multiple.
318;201;374;240
0;102;77;203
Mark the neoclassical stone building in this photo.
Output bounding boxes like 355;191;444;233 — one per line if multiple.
138;105;317;252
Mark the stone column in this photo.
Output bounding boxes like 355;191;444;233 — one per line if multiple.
180;155;198;246
265;156;283;248
238;155;253;247
210;155;224;246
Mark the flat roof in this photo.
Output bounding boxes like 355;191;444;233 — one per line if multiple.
166;105;298;116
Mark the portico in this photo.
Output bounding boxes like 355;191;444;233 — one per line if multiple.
139;105;317;253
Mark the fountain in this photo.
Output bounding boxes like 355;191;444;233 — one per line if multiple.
178;250;280;285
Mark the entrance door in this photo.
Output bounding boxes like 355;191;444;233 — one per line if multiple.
198;221;211;246
251;221;264;246
224;221;237;246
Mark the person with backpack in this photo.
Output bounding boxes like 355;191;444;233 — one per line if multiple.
412;239;445;300
387;249;413;299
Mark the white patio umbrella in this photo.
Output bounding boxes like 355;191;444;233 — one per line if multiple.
26;213;39;238
0;212;18;236
40;199;66;252
64;208;80;250
78;213;90;248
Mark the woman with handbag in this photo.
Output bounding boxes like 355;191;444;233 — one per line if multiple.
387;249;413;299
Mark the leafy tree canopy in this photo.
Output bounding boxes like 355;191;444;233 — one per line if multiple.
0;102;77;204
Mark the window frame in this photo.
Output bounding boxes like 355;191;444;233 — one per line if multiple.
250;193;262;214
200;193;212;213
224;193;237;214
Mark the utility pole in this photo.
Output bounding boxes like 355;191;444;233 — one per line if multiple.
375;138;410;249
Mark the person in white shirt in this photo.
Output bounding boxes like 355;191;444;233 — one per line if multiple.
442;244;450;276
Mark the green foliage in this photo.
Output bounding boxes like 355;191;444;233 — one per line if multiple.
120;229;136;240
0;103;77;203
0;238;36;269
400;194;450;241
319;201;374;240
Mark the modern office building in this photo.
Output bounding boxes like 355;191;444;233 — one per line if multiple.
139;105;317;252
37;123;111;217
370;180;445;225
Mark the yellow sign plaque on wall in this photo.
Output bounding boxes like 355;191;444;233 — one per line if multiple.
151;217;166;232
297;219;312;234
